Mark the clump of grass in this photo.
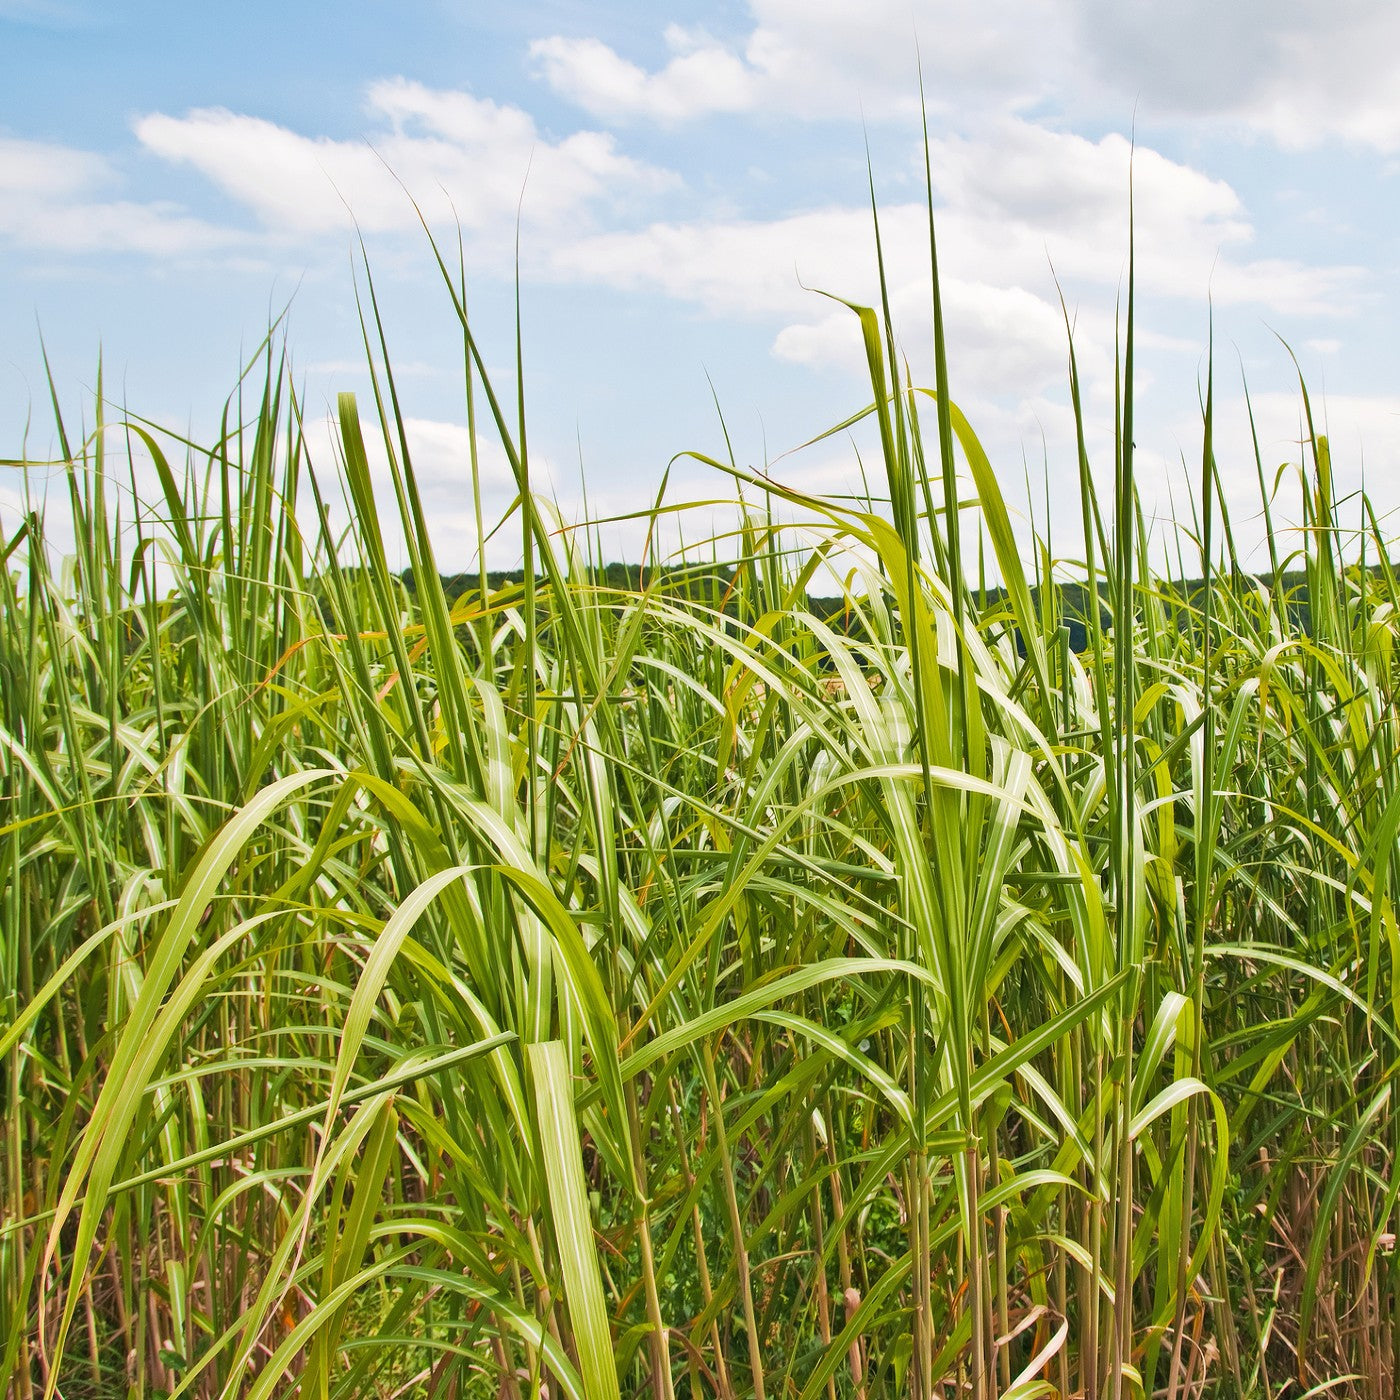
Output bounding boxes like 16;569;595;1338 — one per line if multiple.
2;178;1399;1400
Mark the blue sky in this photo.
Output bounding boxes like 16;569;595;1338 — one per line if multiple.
3;0;1399;568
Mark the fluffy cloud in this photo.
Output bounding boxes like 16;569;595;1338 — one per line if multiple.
299;407;698;569
547;122;1360;346
922;123;1365;315
528;27;759;124
1136;386;1400;571
135;79;677;245
529;112;1376;559
773;279;1078;398
531;1;1400;153
531;1;1068;124
1071;0;1400;151
299;408;529;568
0;136;238;255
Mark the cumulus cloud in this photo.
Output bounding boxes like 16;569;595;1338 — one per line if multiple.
547;122;1360;345
923;123;1366;315
528;111;1375;554
531;1;1400;153
531;2;1070;124
134;79;678;246
0;136;239;255
1137;386;1400;569
528;27;759;124
1071;0;1400;151
1246;391;1400;485
302;409;681;570
773;279;1076;397
299;408;530;569
1069;0;1304;114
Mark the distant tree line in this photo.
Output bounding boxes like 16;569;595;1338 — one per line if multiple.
400;564;1361;656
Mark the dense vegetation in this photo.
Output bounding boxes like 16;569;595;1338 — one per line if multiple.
3;208;1400;1400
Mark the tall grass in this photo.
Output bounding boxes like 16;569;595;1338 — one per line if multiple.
2;195;1399;1400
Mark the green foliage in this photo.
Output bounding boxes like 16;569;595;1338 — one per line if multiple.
2;210;1398;1400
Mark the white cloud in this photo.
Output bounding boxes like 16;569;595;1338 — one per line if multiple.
299;408;530;570
314;412;688;572
1256;391;1400;484
1071;0;1400;151
531;2;1070;124
0;137;238;255
531;2;1400;154
548;122;1360;342
135;79;678;246
1126;385;1400;569
1069;0;1306;114
915;122;1366;316
549;204;887;316
528;26;759;124
530;110;1379;563
0;136;107;197
928;123;1241;242
772;278;1074;401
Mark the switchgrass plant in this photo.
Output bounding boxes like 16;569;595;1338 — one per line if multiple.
3;196;1400;1400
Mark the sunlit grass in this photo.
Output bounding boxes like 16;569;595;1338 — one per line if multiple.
2;192;1398;1400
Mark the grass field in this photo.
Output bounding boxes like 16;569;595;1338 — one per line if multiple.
2;203;1399;1400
